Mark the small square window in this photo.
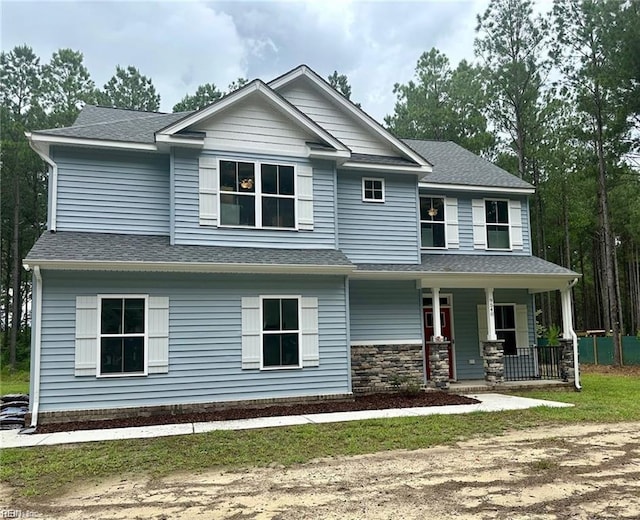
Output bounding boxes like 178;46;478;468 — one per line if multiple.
362;178;385;202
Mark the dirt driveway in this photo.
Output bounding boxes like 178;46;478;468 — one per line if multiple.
11;421;640;520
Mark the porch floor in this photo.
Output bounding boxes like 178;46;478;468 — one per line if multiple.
449;379;575;394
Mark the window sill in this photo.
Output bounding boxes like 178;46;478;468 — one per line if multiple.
362;199;385;204
260;365;303;371
97;372;148;378
216;224;299;231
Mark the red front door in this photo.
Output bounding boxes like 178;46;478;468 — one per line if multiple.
424;307;454;379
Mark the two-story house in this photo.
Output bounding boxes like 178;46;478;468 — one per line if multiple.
24;65;580;426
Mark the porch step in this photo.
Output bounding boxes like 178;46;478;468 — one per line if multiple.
450;380;575;394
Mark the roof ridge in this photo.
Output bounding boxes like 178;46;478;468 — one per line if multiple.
42;111;186;134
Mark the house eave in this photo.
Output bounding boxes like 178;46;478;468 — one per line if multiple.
27;132;158;152
23;259;355;276
419;181;535;195
340;161;432;175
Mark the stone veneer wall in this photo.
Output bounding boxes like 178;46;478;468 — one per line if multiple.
351;344;424;392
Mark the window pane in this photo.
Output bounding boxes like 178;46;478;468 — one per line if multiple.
123;337;144;372
263;334;281;366
101;299;122;334
497;200;509;223
220;194;255;226
281;299;298;330
431;198;444;221
262;164;278;194
486;200;497;223
498;330;517;355
220;161;237;192
101;337;123;373
281;333;299;365
263;299;281;331
237;162;255;192
421;223;434;247
279;166;294;195
124;299;145;334
420;197;444;221
263;197;295;228
421;222;445;247
502;306;516;329
487;226;510;249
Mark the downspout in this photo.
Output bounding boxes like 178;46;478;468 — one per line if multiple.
568;278;581;391
26;135;58;231
28;266;43;428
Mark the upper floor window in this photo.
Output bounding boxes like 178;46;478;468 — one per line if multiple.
485;200;510;249
420;196;445;248
219;159;296;229
362;177;385;202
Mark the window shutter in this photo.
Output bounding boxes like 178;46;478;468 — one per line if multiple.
75;296;98;376
300;297;319;367
515;304;529;348
445;197;459;249
199;155;218;226
148;296;169;374
472;199;486;249
509;200;523;250
297;164;314;230
477;305;488;354
241;297;261;369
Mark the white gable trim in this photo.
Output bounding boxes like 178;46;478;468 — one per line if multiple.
157;80;349;154
269;65;432;169
339;161;428;175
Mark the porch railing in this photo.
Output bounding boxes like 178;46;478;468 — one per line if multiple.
504;345;563;381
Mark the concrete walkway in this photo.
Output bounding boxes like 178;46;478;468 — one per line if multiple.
0;393;573;449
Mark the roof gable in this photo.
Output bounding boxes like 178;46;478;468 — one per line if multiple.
157;80;349;154
269;65;430;168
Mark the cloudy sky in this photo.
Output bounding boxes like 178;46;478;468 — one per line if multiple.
2;0;494;123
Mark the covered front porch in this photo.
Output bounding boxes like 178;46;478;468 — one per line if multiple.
350;254;581;392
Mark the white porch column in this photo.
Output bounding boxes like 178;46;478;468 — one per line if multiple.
432;287;442;339
485;287;497;341
561;288;574;339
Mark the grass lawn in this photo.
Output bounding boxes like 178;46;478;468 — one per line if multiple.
1;370;639;499
0;369;29;396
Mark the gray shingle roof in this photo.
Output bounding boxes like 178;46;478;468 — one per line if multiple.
403;139;534;190
26;232;354;269
35;106;193;143
356;254;578;276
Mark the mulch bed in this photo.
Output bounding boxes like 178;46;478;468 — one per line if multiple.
36;392;479;434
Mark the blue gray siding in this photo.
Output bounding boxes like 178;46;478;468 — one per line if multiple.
338;171;420;263
173;149;337;248
349;280;422;344
420;189;532;255
37;271;349;413
446;288;535;380
53;147;170;235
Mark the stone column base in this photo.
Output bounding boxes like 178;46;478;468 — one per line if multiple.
482;340;505;385
427;341;450;390
559;338;576;383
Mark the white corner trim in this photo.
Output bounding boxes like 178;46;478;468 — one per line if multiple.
30;266;43;427
27;137;58;231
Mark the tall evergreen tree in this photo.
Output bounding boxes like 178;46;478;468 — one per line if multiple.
97;65;160;111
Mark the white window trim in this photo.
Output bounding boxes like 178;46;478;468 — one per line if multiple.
362;177;385;203
420;195;447;250
259;295;302;370
96;294;149;378
494;303;517;356
484;198;512;251
217;157;299;231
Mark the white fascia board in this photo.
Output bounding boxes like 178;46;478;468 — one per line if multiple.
23;260;355;275
155;134;204;147
269;66;431;167
307;147;352;161
26;137;58;231
28;132;158;152
419;181;535;195
350;269;578;291
340;161;431;175
157;81;349;153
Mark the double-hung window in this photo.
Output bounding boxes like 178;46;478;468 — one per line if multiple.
495;304;517;356
485;200;510;249
420;196;445;248
262;297;300;368
99;296;146;375
219;159;296;229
